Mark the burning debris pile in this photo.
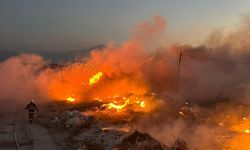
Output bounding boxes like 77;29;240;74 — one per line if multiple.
115;130;169;150
98;93;157;116
46;63;158;117
3;15;250;149
42;102;190;150
71;125;189;150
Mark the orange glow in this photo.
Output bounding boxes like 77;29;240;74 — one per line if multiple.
231;118;250;134
66;96;75;102
45;60;158;117
244;129;250;134
103;100;130;111
137;101;145;108
89;72;103;85
44;19;161;114
224;117;250;149
48;63;89;101
100;94;156;113
46;63;155;112
225;134;250;150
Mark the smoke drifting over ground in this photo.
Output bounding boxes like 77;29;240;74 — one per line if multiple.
1;15;250;149
0;54;49;111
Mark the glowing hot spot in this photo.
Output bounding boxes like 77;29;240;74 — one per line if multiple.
244;129;250;134
104;100;130;111
136;101;146;108
89;72;103;85
66;96;75;102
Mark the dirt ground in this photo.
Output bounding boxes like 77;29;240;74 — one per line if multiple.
0;109;62;150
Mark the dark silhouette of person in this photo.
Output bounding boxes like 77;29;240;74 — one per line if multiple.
25;100;39;124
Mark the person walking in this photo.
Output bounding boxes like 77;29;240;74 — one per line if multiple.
25;100;39;124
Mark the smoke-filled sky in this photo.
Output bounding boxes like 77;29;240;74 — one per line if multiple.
0;0;250;51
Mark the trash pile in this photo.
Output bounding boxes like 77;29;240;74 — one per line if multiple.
51;110;94;128
115;131;189;150
47;109;189;150
74;126;130;150
172;139;189;150
115;130;169;150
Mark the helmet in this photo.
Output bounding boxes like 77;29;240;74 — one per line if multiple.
30;99;35;103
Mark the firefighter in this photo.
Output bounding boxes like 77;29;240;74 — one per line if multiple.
25;100;39;124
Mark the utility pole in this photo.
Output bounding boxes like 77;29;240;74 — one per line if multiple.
176;52;182;92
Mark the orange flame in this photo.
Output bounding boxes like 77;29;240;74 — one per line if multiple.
66;96;75;102
104;99;130;111
244;129;250;134
100;94;154;113
224;117;250;149
231;117;250;134
136;100;145;108
89;72;103;86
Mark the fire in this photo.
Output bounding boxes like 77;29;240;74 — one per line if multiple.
244;129;250;134
104;99;147;111
225;116;250;149
100;94;155;113
46;51;156;114
226;134;250;150
231;117;250;134
48;63;89;101
66;96;75;102
89;72;103;85
137;101;145;108
104;100;130;111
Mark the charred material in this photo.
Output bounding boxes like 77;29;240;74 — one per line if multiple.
172;139;188;150
51;110;94;128
115;130;169;150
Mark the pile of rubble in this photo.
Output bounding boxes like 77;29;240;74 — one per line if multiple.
75;130;189;150
49;110;189;150
74;126;129;150
115;130;168;150
115;131;188;150
51;110;94;128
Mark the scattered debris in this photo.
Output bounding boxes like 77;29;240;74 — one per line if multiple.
172;138;189;150
115;130;170;150
51;110;94;128
74;125;130;150
39;103;191;150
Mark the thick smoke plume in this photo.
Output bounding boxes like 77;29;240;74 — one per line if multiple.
1;15;250;149
0;54;51;111
2;15;250;104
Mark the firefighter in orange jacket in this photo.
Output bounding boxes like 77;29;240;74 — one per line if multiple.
25;100;39;124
